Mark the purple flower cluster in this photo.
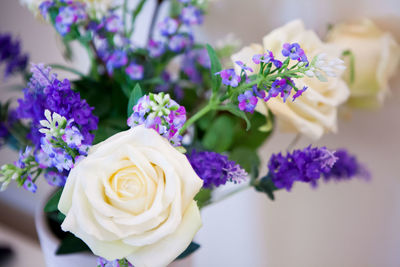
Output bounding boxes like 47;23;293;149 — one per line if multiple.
323;149;370;182
0;33;28;78
282;43;308;64
40;1;87;36
97;257;133;267
127;93;186;146
148;2;204;57
268;146;337;191
216;69;241;87
181;48;210;83
188;150;248;188
252;51;282;68
16;64;98;148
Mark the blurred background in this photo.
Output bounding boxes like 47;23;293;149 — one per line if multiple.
0;0;399;266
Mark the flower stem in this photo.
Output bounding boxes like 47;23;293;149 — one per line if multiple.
49;64;87;78
179;102;216;135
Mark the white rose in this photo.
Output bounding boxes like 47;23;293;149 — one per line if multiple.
327;19;400;108
58;125;203;267
232;20;350;140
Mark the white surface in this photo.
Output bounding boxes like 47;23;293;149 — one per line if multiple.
0;0;399;267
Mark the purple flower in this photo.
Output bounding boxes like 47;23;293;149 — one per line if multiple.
158;17;179;36
105;14;123;33
125;63;144;80
168;34;192;53
188;150;248;188
268;146;337;191
44;170;67;187
252;51;282;68
54;4;87;36
0;33;28;78
292;86;308;100
235;60;253;72
238;90;258;113
127;93;186;146
216;69;241;87
148;39;165;58
180;6;203;25
282;43;308;63
265;78;293;102
16;64;98;148
106;50;128;74
323;149;370;182
97;257;133;267
23;175;37;193
39;1;53;19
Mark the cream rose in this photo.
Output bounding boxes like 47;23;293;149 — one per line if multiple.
232;20;350;140
58;125;203;267
327;19;400;108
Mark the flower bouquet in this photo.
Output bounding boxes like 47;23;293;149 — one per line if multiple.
1;0;399;266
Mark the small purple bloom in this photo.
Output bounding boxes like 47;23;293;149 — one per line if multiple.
44;171;66;187
188;150;248;188
235;60;253;72
125;63;144;80
106;50;128;74
265;78;293;102
216;68;241;87
158;17;179;36
180;6;203;25
252;51;282;68
292;86;308;101
39;1;53;19
23;176;37;193
105;14;123;33
168;34;192;53
238;90;258;113
282;43;308;63
148;39;165;58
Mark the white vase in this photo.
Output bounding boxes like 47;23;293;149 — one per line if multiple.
35;193;193;267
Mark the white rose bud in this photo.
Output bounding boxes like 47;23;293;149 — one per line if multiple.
58;125;203;267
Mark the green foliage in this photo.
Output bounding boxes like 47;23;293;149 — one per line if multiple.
127;84;143;117
56;233;91;255
229;147;260;173
232;111;273;150
44;188;63;213
194;188;212;209
175;242;201;260
206;44;222;94
202;115;235;152
253;174;277;201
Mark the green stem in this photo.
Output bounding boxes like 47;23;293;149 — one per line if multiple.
179;102;216;135
123;0;128;36
49;64;87;78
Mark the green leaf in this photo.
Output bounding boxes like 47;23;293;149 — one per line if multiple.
206;44;222;93
253;174;277;201
202;115;235;152
218;104;251;130
44;188;63;213
229;147;260;173
56;233;91;255
127;84;143;117
342;49;356;84
194;189;212;209
175;242;200;260
232;112;273;150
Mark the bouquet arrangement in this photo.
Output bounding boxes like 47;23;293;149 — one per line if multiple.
0;0;399;266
